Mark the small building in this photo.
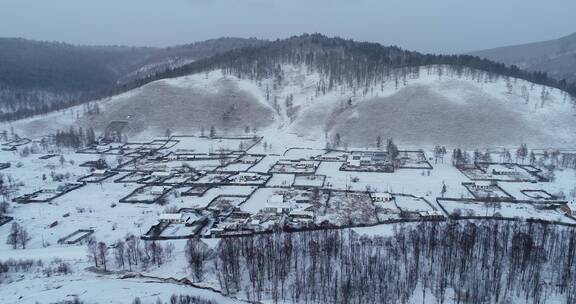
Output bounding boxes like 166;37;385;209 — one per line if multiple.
262;194;292;214
92;169;108;176
151;171;171;178
150;186;168;195
158;213;191;224
289;210;314;219
489;164;520;176
371;192;393;202
470;181;497;191
418;210;444;219
561;201;576;216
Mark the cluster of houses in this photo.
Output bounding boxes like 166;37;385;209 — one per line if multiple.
342;151;395;172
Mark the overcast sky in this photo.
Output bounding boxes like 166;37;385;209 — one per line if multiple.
1;0;574;54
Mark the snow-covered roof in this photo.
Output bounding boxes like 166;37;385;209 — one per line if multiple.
418;211;444;217
289;210;314;217
239;172;257;176
371;192;392;199
159;213;185;221
93;169;107;175
151;171;171;177
150;186;167;193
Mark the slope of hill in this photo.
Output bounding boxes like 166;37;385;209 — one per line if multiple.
6;63;575;149
4;34;576;148
469;32;576;83
0;37;265;119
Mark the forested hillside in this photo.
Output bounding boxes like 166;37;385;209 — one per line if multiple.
470;32;576;84
0;37;264;120
152;34;576;98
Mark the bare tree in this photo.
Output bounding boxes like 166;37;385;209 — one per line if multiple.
97;241;109;271
114;240;126;270
86;236;99;268
186;239;212;282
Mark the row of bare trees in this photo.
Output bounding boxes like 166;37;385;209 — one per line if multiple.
6;222;30;249
211;221;576;304
86;235;174;272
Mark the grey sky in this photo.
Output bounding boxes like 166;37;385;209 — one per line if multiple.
0;0;574;53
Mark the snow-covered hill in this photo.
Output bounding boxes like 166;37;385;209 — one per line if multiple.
3;64;576;149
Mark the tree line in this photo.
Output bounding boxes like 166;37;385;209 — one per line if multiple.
3;34;575;122
208;221;576;303
86;235;174;272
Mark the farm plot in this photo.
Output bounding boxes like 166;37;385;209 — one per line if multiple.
520;189;556;200
168;136;259;153
293;175;326;187
269;159;319;174
206;195;248;213
120;186;171;204
114;171;151;183
193;173;232;184
171;185;257;209
397;150;433;169
77;171;117;183
226;172;271;185
316;191;378;226
394;195;435;213
462;182;515;201
437;198;575;223
266;174;294;187
57;229;94;245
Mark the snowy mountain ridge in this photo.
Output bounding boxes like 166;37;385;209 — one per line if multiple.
5;63;576;149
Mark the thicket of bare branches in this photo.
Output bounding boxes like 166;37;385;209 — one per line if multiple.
214;221;576;303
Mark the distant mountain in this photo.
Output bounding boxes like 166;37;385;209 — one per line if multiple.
469;32;576;83
0;37;265;119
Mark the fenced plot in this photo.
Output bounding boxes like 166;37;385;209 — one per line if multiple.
394;195;436;213
397;150;433;169
119;185;171;204
462;182;514;201
316;191;378;226
521;189;556;200
436;198;575;224
269;159;320;174
182;185;212;196
114;171;152;183
293;175;326;188
13;183;84;203
77;171;118;183
57;229;94;245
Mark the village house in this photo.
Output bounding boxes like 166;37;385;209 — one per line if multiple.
289;209;314;219
92;169;108;176
150;186;168;196
237;172;260;181
347;151;394;169
418;210;444;219
262;194;293;214
151;171;172;178
158;213;191;225
561;201;576;216
488;164;520;176
371;192;393;203
470;181;498;191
